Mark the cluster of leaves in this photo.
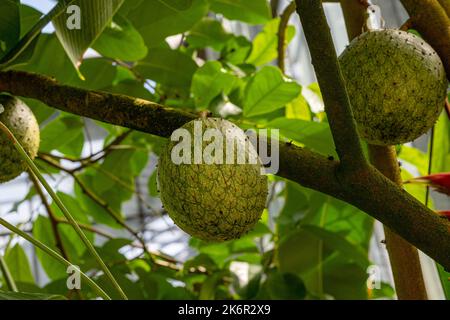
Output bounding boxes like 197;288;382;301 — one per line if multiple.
3;0;448;300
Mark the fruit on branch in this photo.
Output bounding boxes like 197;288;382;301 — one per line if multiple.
0;95;40;183
157;118;268;241
339;29;447;145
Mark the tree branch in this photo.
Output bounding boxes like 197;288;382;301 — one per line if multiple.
294;0;367;170
437;0;450;18
340;0;428;300
1;69;450;269
401;0;450;80
277;1;297;73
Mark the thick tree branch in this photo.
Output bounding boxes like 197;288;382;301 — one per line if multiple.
0;70;450;269
0;71;197;138
401;0;450;80
294;0;367;170
437;0;450;18
340;0;428;300
369;146;428;300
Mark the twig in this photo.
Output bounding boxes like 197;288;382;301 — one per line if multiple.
294;0;367;170
277;1;296;73
400;18;414;31
37;154;156;264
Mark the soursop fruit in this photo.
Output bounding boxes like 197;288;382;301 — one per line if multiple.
339;29;447;145
0;96;40;183
158;118;268;242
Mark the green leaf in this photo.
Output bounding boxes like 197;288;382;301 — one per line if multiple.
18;34;77;82
221;36;252;65
244;66;300;117
278;228;325;276
126;0;208;46
191;61;237;108
322;256;368;299
92;15;147;61
247;18;295;66
52;0;125;69
74;169;126;227
39;115;84;156
266;271;306;300
33;216;67;280
148;169;159;197
186;18;231;51
0;290;66;300
0;0;20;59
20;5;42;37
286;92;311;120
69;58;117;90
302;225;370;269
209;0;271;24
135;48;198;89
5;244;34;284
266;117;335;156
398;146;428;176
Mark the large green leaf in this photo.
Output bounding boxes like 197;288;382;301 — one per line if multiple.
266;117;335;156
52;0;125;69
302;225;370;269
247;18;295;66
191;61;237;108
266;271;306;300
18;34;78;82
0;0;20;59
244;66;300;117
33;216;67;280
135;48;198;89
92;15;147;61
39;115;84;157
5;244;34;285
20;4;42;37
126;0;208;46
209;0;271;24
221;35;252;65
186;18;231;51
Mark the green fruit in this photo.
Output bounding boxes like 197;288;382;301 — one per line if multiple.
339;29;447;145
158;118;268;242
0;96;40;183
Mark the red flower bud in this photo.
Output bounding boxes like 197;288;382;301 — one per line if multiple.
405;172;450;196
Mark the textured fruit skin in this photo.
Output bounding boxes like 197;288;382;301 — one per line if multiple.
0;96;40;183
339;29;447;145
158;118;268;242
